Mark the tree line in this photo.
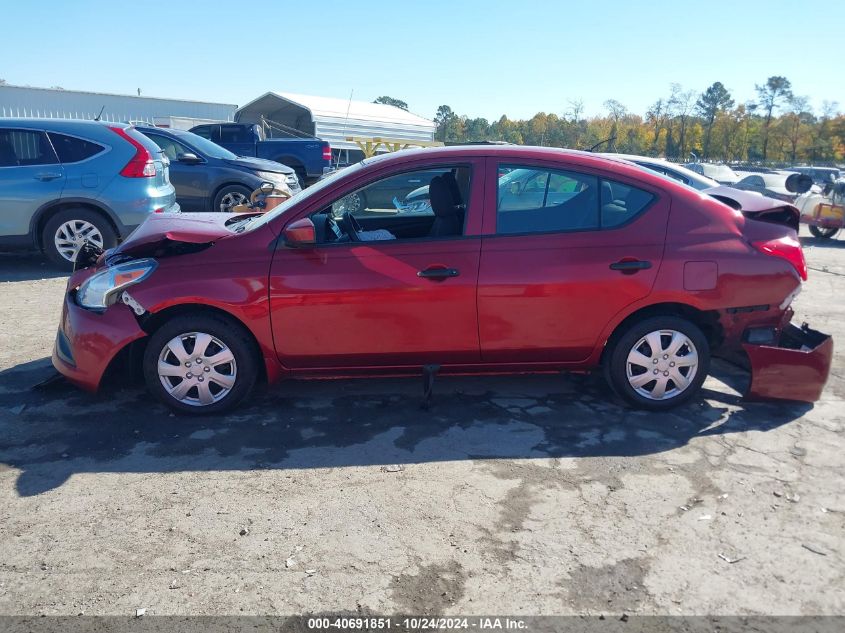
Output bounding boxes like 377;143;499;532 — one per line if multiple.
384;77;842;165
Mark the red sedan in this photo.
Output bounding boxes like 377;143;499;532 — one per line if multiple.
52;146;832;414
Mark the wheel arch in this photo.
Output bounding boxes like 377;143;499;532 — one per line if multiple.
139;303;272;382
599;301;722;366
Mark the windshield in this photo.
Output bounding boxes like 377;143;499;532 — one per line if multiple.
175;131;238;160
245;163;365;230
702;164;737;180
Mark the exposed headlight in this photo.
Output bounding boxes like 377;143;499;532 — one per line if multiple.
76;259;157;310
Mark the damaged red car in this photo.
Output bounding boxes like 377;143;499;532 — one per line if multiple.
52;146;833;414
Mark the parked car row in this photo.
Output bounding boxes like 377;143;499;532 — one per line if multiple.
0;118;310;268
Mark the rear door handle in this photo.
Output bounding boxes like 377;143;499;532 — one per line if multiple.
35;172;62;181
609;260;652;271
418;267;460;280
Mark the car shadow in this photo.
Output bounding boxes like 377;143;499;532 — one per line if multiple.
0;356;811;497
800;235;844;249
0;251;68;282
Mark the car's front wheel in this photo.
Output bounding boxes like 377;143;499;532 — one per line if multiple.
213;185;252;213
605;316;710;410
143;314;258;415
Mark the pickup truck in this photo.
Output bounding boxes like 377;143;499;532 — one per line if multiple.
189;123;331;185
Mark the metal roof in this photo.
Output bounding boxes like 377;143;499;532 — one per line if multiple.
235;92;436;150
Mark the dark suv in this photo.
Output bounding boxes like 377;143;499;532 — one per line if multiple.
136;126;301;212
0;119;178;268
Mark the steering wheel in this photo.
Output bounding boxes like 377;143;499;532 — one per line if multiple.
339;211;363;242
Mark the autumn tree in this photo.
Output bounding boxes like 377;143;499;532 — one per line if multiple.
373;96;408;110
756;76;793;160
696;82;734;159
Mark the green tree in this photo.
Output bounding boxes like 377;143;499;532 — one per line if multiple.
756;76;792;160
373;96;408;110
696;82;734;159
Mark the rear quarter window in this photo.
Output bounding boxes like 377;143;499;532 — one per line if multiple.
48;133;105;163
600;179;655;228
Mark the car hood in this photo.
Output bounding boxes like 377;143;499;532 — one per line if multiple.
704;186;799;230
224;157;294;174
108;212;238;259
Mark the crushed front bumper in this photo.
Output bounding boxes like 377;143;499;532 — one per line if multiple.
52;290;147;392
742;322;833;403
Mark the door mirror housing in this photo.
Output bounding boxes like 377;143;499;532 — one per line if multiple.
260;181;275;194
178;152;203;164
284;218;316;247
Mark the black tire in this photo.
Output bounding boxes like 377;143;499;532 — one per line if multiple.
294;168;307;189
809;225;839;239
143;313;258;415
212;184;252;213
42;207;117;270
604;315;710;411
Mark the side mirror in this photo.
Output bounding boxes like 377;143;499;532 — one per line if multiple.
785;173;813;194
178;152;202;164
284;218;316;247
260;181;275;194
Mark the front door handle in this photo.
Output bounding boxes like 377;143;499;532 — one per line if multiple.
35;172;62;181
609;259;652;272
418;266;460;280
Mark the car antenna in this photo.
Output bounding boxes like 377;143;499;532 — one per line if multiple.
587;135;616;152
93;105;105;121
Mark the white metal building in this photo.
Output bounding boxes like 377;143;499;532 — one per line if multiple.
0;84;237;125
235;92;436;150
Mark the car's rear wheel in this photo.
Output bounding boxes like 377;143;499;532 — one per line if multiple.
43;208;117;270
604;316;710;410
213;185;252;213
143;314;258;415
809;225;839;239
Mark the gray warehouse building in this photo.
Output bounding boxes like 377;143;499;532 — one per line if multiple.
0;84;236;125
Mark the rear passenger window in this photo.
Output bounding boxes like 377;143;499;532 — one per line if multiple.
0;129;58;167
497;166;598;234
219;126;244;143
600;179;655;228
496;164;654;234
48;133;104;163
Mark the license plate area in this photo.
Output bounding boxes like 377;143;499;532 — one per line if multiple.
742;323;833;402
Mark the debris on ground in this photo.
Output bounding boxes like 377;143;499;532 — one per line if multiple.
135;608;146;618
381;464;404;473
802;543;828;556
718;553;745;564
239;527;249;536
285;557;295;568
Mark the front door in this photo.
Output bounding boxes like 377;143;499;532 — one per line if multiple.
268;159;485;369
144;132;209;212
477;160;669;363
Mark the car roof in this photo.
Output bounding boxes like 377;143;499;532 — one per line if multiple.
0;117;130;132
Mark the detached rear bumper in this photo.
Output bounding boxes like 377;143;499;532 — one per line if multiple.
52;291;147;392
742;323;833;403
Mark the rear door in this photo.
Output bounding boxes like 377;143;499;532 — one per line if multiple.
477;158;669;363
0;127;65;238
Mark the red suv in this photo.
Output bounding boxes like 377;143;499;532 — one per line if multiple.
52;146;832;414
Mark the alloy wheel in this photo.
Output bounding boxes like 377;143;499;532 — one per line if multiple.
219;191;248;212
157;332;238;407
625;329;699;401
54;220;104;263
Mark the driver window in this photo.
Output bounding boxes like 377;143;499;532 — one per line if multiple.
310;165;472;244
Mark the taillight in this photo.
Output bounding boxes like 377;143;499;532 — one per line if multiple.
752;236;808;281
322;144;332;161
108;126;156;178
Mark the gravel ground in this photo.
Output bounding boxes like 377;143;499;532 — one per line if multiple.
0;228;843;616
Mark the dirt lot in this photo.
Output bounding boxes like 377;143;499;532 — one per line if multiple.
0;229;843;617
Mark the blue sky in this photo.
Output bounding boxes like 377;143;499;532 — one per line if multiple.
1;0;842;121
